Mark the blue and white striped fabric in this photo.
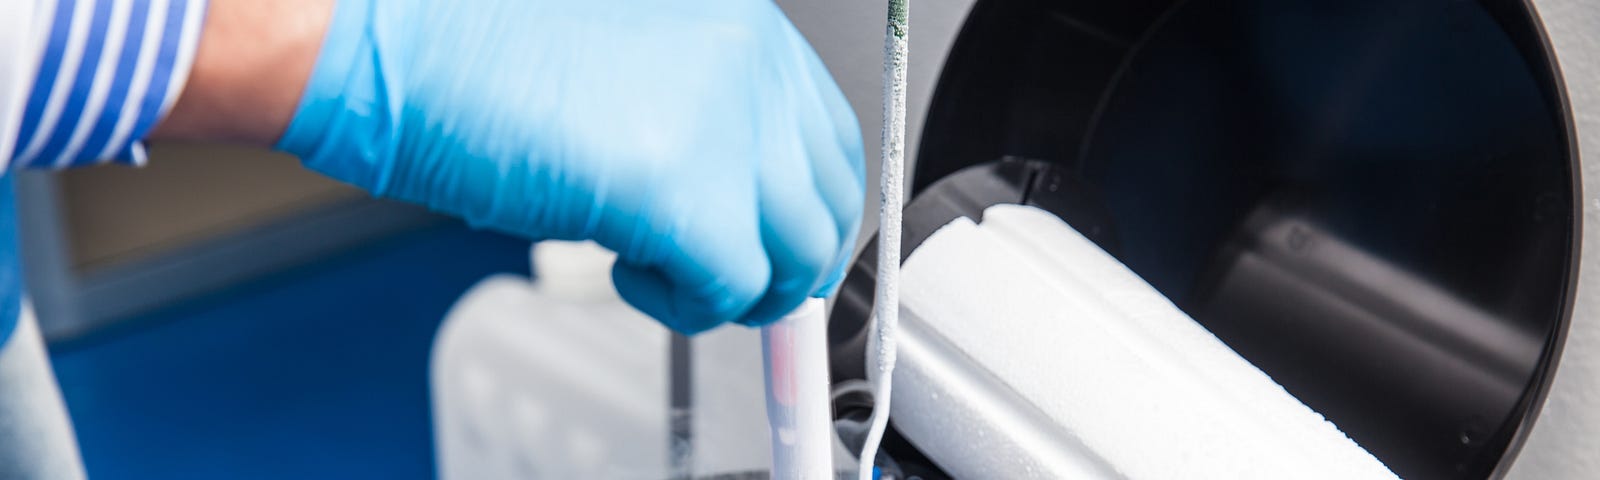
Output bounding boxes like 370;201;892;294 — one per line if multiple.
0;0;206;352
4;0;206;171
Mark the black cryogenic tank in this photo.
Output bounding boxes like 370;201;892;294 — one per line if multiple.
828;1;1578;479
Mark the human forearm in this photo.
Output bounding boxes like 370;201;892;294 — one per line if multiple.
148;0;333;147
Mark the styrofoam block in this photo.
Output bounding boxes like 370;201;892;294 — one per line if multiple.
892;204;1397;479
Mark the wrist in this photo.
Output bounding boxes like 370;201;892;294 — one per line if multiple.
148;0;334;148
273;0;399;193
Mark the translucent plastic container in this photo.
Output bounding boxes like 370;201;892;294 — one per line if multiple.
431;241;851;479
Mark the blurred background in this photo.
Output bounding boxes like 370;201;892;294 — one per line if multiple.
12;144;532;479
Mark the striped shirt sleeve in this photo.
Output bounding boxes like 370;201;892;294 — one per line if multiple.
2;0;207;172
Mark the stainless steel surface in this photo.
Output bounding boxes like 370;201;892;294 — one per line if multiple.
1506;1;1600;478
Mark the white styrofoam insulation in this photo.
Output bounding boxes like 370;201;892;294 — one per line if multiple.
894;204;1397;479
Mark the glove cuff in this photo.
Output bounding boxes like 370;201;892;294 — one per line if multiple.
274;0;397;194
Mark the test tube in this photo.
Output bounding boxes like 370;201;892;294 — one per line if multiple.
760;298;835;479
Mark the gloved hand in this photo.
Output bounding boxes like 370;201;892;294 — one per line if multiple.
277;0;864;334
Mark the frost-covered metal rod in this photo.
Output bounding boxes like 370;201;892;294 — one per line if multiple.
860;0;909;478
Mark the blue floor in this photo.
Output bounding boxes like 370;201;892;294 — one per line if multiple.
48;224;531;480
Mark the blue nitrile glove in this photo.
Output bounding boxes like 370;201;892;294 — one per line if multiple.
277;0;865;334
